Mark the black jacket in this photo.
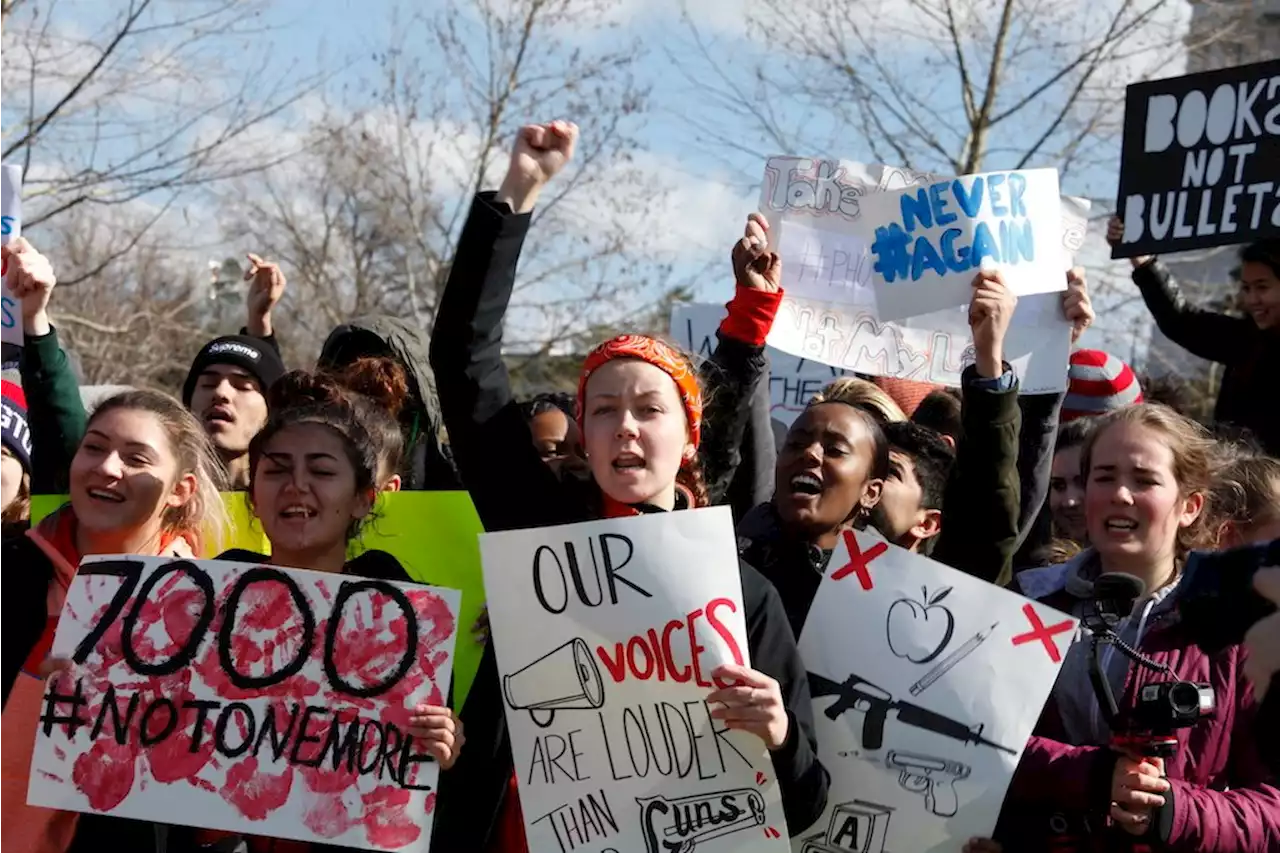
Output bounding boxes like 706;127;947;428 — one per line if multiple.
736;501;831;638
717;367;777;523
428;193;828;849
1134;260;1280;454
1;533;55;705
319;315;461;490
931;365;1023;586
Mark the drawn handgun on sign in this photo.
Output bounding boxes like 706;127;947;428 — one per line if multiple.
885;750;970;817
807;670;1017;755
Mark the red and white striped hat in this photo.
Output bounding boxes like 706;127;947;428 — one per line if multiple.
1062;349;1144;422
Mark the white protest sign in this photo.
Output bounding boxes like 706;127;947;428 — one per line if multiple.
795;531;1075;853
28;555;461;852
670;305;848;426
2;164;23;346
479;507;789;853
859;169;1066;319
759;159;1081;393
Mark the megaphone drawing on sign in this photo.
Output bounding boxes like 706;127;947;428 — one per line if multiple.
503;637;605;727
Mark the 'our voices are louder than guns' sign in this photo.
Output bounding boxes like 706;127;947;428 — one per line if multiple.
27;555;461;852
479;507;789;853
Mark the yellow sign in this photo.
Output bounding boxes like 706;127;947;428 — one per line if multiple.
30;491;488;705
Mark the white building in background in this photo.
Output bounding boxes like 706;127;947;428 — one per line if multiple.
1143;0;1280;381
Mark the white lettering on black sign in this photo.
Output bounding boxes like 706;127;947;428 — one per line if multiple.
1114;59;1280;258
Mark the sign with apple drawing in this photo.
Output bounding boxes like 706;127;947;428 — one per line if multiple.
798;530;1076;853
887;586;955;664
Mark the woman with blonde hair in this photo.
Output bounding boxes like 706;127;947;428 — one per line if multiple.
1001;403;1278;851
812;376;907;424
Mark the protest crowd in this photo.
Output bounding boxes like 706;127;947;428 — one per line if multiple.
2;65;1279;853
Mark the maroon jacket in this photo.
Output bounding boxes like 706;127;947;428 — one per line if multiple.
997;561;1279;852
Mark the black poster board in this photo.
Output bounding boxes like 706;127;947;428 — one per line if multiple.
1113;59;1280;258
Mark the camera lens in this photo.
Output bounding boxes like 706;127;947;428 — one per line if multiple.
1168;682;1200;714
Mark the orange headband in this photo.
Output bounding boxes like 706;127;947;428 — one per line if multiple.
577;335;703;448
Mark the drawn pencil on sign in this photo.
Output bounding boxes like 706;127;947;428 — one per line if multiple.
909;622;1000;696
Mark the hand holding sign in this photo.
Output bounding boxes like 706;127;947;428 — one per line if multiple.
967;270;1017;379
732;213;782;293
707;663;789;749
406;704;466;770
1107;215;1154;268
498;119;579;212
1063;267;1094;344
2;237;57;337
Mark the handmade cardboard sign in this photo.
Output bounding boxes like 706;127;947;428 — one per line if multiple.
27;555;461;852
1114;59;1280;258
796;531;1075;853
670;304;849;426
30;491;488;705
2;163;23;346
761;159;1066;320
479;507;789;853
757;158;1077;390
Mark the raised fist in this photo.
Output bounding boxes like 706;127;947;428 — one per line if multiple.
506;120;579;190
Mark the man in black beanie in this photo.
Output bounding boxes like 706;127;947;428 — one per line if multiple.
183;335;285;488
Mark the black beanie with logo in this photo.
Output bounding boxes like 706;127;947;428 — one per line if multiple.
182;335;286;407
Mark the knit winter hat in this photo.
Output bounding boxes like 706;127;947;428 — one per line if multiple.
1062;349;1144;422
182;335;286;407
1;380;32;473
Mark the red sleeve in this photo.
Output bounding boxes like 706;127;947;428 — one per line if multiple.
718;286;783;347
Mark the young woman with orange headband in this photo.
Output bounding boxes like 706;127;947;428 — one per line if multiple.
427;120;827;852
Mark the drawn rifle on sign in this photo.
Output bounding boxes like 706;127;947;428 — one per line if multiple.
807;670;1017;755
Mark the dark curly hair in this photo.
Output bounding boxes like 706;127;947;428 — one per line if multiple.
247;370;382;540
329;356;412;486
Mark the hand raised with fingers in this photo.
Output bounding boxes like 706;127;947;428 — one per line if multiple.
731;213;781;293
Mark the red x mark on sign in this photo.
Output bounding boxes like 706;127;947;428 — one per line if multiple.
830;529;887;590
1010;603;1074;663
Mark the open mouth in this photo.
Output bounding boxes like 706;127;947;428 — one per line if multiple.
788;472;823;496
1104;516;1138;532
279;505;318;520
612;453;646;472
86;487;126;504
204;407;235;425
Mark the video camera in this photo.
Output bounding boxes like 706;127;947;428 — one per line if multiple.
1082;573;1215;758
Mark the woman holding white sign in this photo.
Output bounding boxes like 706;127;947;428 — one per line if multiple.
161;365;465;853
428;120;829;851
1;389;229;853
999;404;1278;851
